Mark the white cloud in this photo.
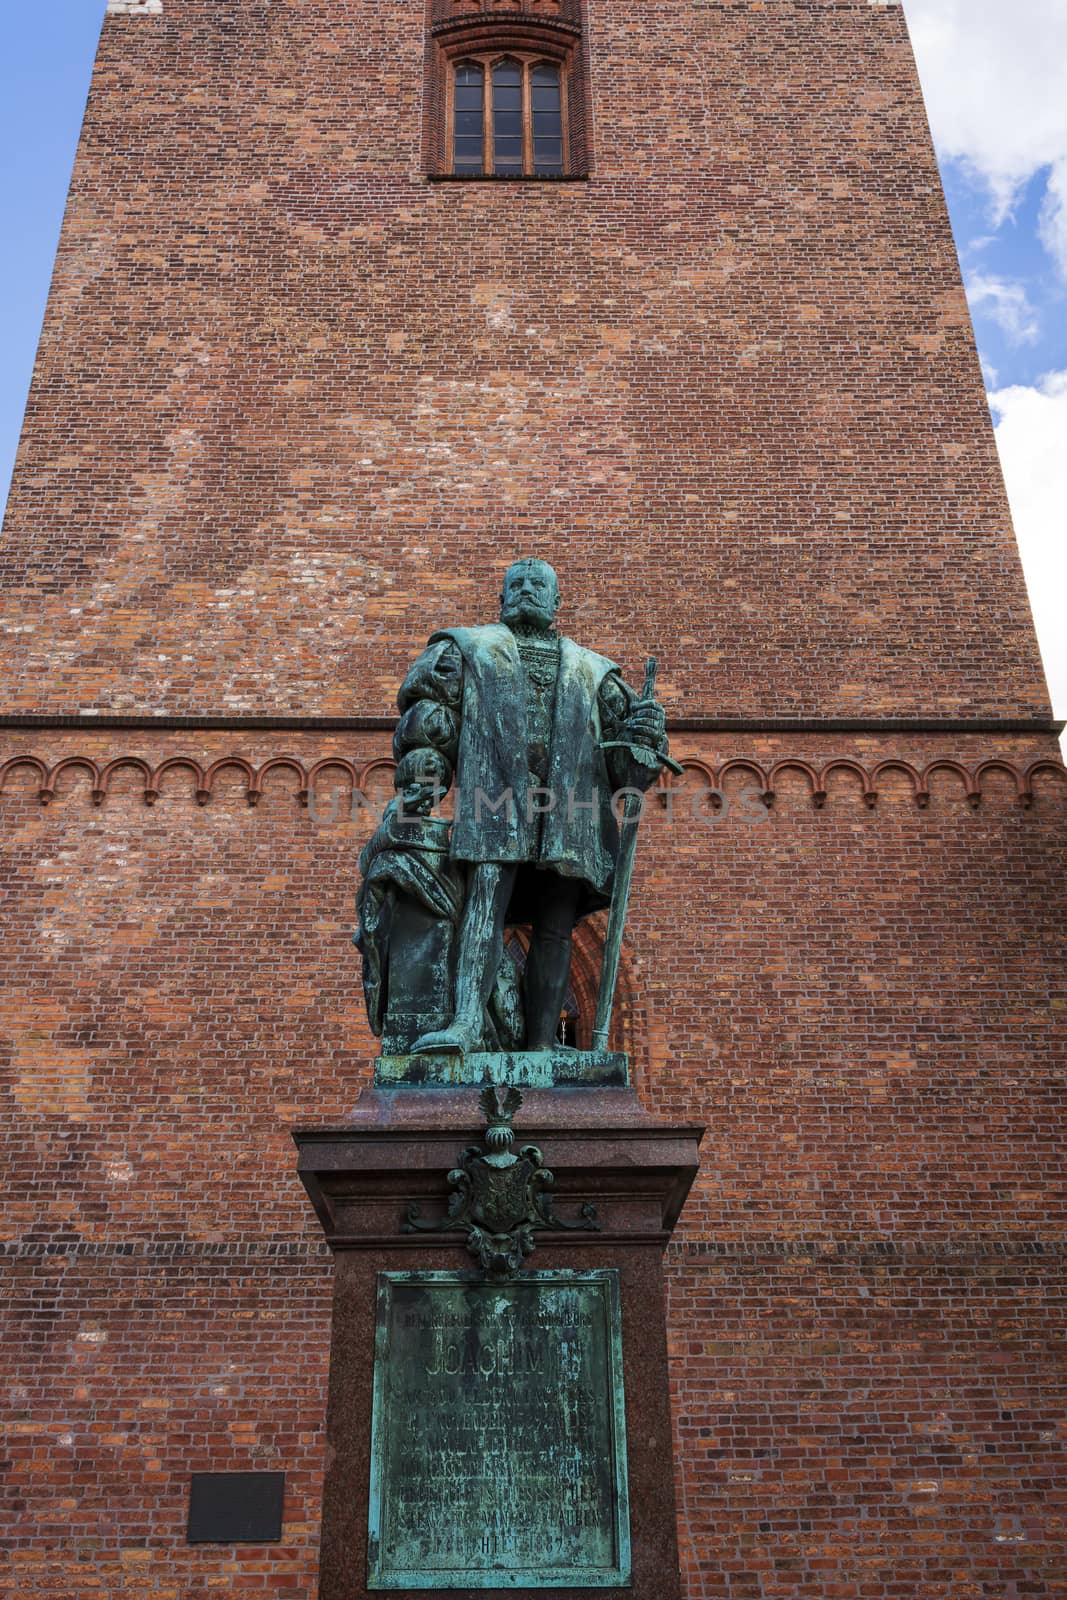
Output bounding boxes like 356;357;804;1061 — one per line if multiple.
988;371;1067;719
1039;162;1067;278
904;0;1067;271
964;272;1040;345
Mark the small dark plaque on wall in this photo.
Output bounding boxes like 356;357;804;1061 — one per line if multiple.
368;1269;630;1590
187;1471;285;1544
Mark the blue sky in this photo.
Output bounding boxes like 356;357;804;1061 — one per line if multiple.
0;0;1063;715
942;161;1067;389
0;0;108;508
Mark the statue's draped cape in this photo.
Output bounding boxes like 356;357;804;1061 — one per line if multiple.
355;805;464;1037
429;623;622;916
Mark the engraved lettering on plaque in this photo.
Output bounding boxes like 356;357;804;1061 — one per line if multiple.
367;1269;630;1590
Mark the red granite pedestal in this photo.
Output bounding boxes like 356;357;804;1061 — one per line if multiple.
295;1088;703;1600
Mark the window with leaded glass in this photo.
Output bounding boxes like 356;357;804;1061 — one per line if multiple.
452;62;484;175
531;63;563;174
449;54;567;177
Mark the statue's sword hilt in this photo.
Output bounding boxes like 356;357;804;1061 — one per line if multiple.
601;657;684;775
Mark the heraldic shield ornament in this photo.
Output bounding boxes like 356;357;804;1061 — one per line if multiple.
402;1086;599;1279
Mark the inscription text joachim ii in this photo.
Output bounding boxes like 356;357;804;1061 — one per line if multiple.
368;1273;630;1589
415;1305;592;1376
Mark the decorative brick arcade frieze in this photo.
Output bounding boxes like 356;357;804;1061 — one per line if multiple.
1;752;1064;811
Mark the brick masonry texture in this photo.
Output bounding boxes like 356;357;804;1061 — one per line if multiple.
2;729;1066;1594
0;0;1052;718
1;0;1065;1597
1;730;1064;1245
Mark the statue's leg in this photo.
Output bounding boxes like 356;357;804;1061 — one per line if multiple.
524;875;581;1050
411;863;515;1055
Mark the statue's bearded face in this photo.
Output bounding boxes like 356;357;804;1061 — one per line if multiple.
499;561;560;631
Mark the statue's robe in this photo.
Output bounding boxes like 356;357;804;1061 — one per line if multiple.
428;623;624;919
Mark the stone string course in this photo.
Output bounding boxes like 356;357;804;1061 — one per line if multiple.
4;1234;1063;1265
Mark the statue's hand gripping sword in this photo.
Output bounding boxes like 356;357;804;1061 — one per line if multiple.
592;657;683;1051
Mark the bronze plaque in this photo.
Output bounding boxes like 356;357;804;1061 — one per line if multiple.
367;1269;630;1589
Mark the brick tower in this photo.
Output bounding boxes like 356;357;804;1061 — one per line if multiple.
2;0;1065;1595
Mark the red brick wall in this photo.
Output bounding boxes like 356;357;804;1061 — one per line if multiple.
668;1253;1067;1598
2;732;1065;1593
3;1251;330;1598
2;0;1065;1595
0;0;1051;716
2;731;1064;1236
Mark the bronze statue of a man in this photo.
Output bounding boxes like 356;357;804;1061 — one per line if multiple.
366;559;671;1055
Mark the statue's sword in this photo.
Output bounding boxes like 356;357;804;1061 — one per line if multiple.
592;657;682;1051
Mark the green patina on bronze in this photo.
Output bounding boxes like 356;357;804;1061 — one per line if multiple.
375;1046;629;1089
367;1269;630;1590
354;559;679;1073
402;1085;598;1279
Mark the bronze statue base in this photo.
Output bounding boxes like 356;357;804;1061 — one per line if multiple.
374;1047;630;1089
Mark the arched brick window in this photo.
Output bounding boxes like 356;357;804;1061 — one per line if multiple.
425;5;589;179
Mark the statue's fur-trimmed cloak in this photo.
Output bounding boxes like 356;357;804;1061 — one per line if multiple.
429;624;623;915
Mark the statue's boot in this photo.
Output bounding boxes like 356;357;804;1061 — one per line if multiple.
411;1020;481;1056
523;875;580;1050
524;929;573;1051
